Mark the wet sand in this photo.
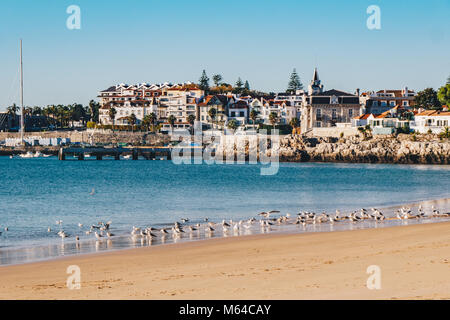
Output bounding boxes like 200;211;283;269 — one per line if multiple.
0;221;449;299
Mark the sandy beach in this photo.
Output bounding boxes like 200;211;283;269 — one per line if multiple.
0;221;449;300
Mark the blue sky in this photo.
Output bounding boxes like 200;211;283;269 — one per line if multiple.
0;0;449;109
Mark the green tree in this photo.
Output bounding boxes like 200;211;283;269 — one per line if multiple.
88;100;100;122
439;126;450;139
289;117;300;129
143;112;157;132
109;107;117;130
7;104;18;127
212;74;223;87
128;113;137;132
187;114;196;134
250;109;258;129
287;68;303;93
227;119;238;131
269;112;278;129
415;88;441;110
235;78;243;94
208;107;217;129
167;115;176;133
437;84;450;107
199;70;210;92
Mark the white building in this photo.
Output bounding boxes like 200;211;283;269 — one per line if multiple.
410;109;450;134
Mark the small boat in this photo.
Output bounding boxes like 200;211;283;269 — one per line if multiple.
19;151;34;158
123;155;132;160
85;154;92;158
33;151;43;158
43;154;51;158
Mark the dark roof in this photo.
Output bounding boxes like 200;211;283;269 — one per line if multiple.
313;89;355;97
100;86;117;93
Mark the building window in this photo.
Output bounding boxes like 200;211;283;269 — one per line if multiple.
315;121;322;127
332;109;337;120
240;111;244;117
390;101;396;106
316;109;322;120
231;111;236;117
403;101;409;106
348;109;353;118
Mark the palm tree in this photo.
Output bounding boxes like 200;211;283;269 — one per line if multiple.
269;112;278;130
128;113;137;132
440;126;450;139
208;107;217;130
167;115;176;133
187;114;196;135
250;109;258;130
227;119;238;132
142;113;157;132
109;107;117;130
148;112;157;132
7;104;18;128
290;117;300;134
32;106;42;116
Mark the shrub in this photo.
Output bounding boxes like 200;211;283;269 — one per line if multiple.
87;121;96;129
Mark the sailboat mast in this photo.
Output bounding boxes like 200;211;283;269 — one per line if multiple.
20;39;24;142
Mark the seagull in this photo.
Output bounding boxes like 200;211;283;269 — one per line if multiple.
106;232;114;238
95;232;103;239
58;231;68;238
75;236;80;241
431;205;440;216
4;227;8;231
78;223;83;228
90;188;95;195
181;218;189;223
160;228;169;235
56;220;63;225
47;227;52;232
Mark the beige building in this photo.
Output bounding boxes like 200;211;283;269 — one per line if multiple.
300;69;361;132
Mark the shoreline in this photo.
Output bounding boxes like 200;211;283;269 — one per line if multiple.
0;221;449;299
1;196;449;267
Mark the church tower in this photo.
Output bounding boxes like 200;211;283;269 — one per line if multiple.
308;68;324;95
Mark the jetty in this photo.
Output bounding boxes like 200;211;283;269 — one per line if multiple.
57;146;201;160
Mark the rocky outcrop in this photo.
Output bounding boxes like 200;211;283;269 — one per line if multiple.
279;134;450;164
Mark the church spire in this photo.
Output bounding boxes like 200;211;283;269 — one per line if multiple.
313;67;319;82
308;67;324;95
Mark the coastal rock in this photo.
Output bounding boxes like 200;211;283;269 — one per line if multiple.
278;134;450;164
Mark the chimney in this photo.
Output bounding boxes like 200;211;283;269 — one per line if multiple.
356;88;360;96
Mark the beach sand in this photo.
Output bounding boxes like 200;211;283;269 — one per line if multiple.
0;221;449;300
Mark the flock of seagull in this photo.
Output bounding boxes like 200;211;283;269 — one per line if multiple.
0;205;448;241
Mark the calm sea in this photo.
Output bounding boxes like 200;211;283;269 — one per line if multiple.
0;156;449;265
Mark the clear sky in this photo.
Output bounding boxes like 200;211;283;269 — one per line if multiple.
0;0;449;110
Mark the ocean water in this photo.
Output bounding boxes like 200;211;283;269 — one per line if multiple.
0;156;449;265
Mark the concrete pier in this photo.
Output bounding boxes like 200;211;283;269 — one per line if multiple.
57;146;199;161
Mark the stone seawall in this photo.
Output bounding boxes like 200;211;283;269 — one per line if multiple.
279;134;450;164
0;131;170;146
